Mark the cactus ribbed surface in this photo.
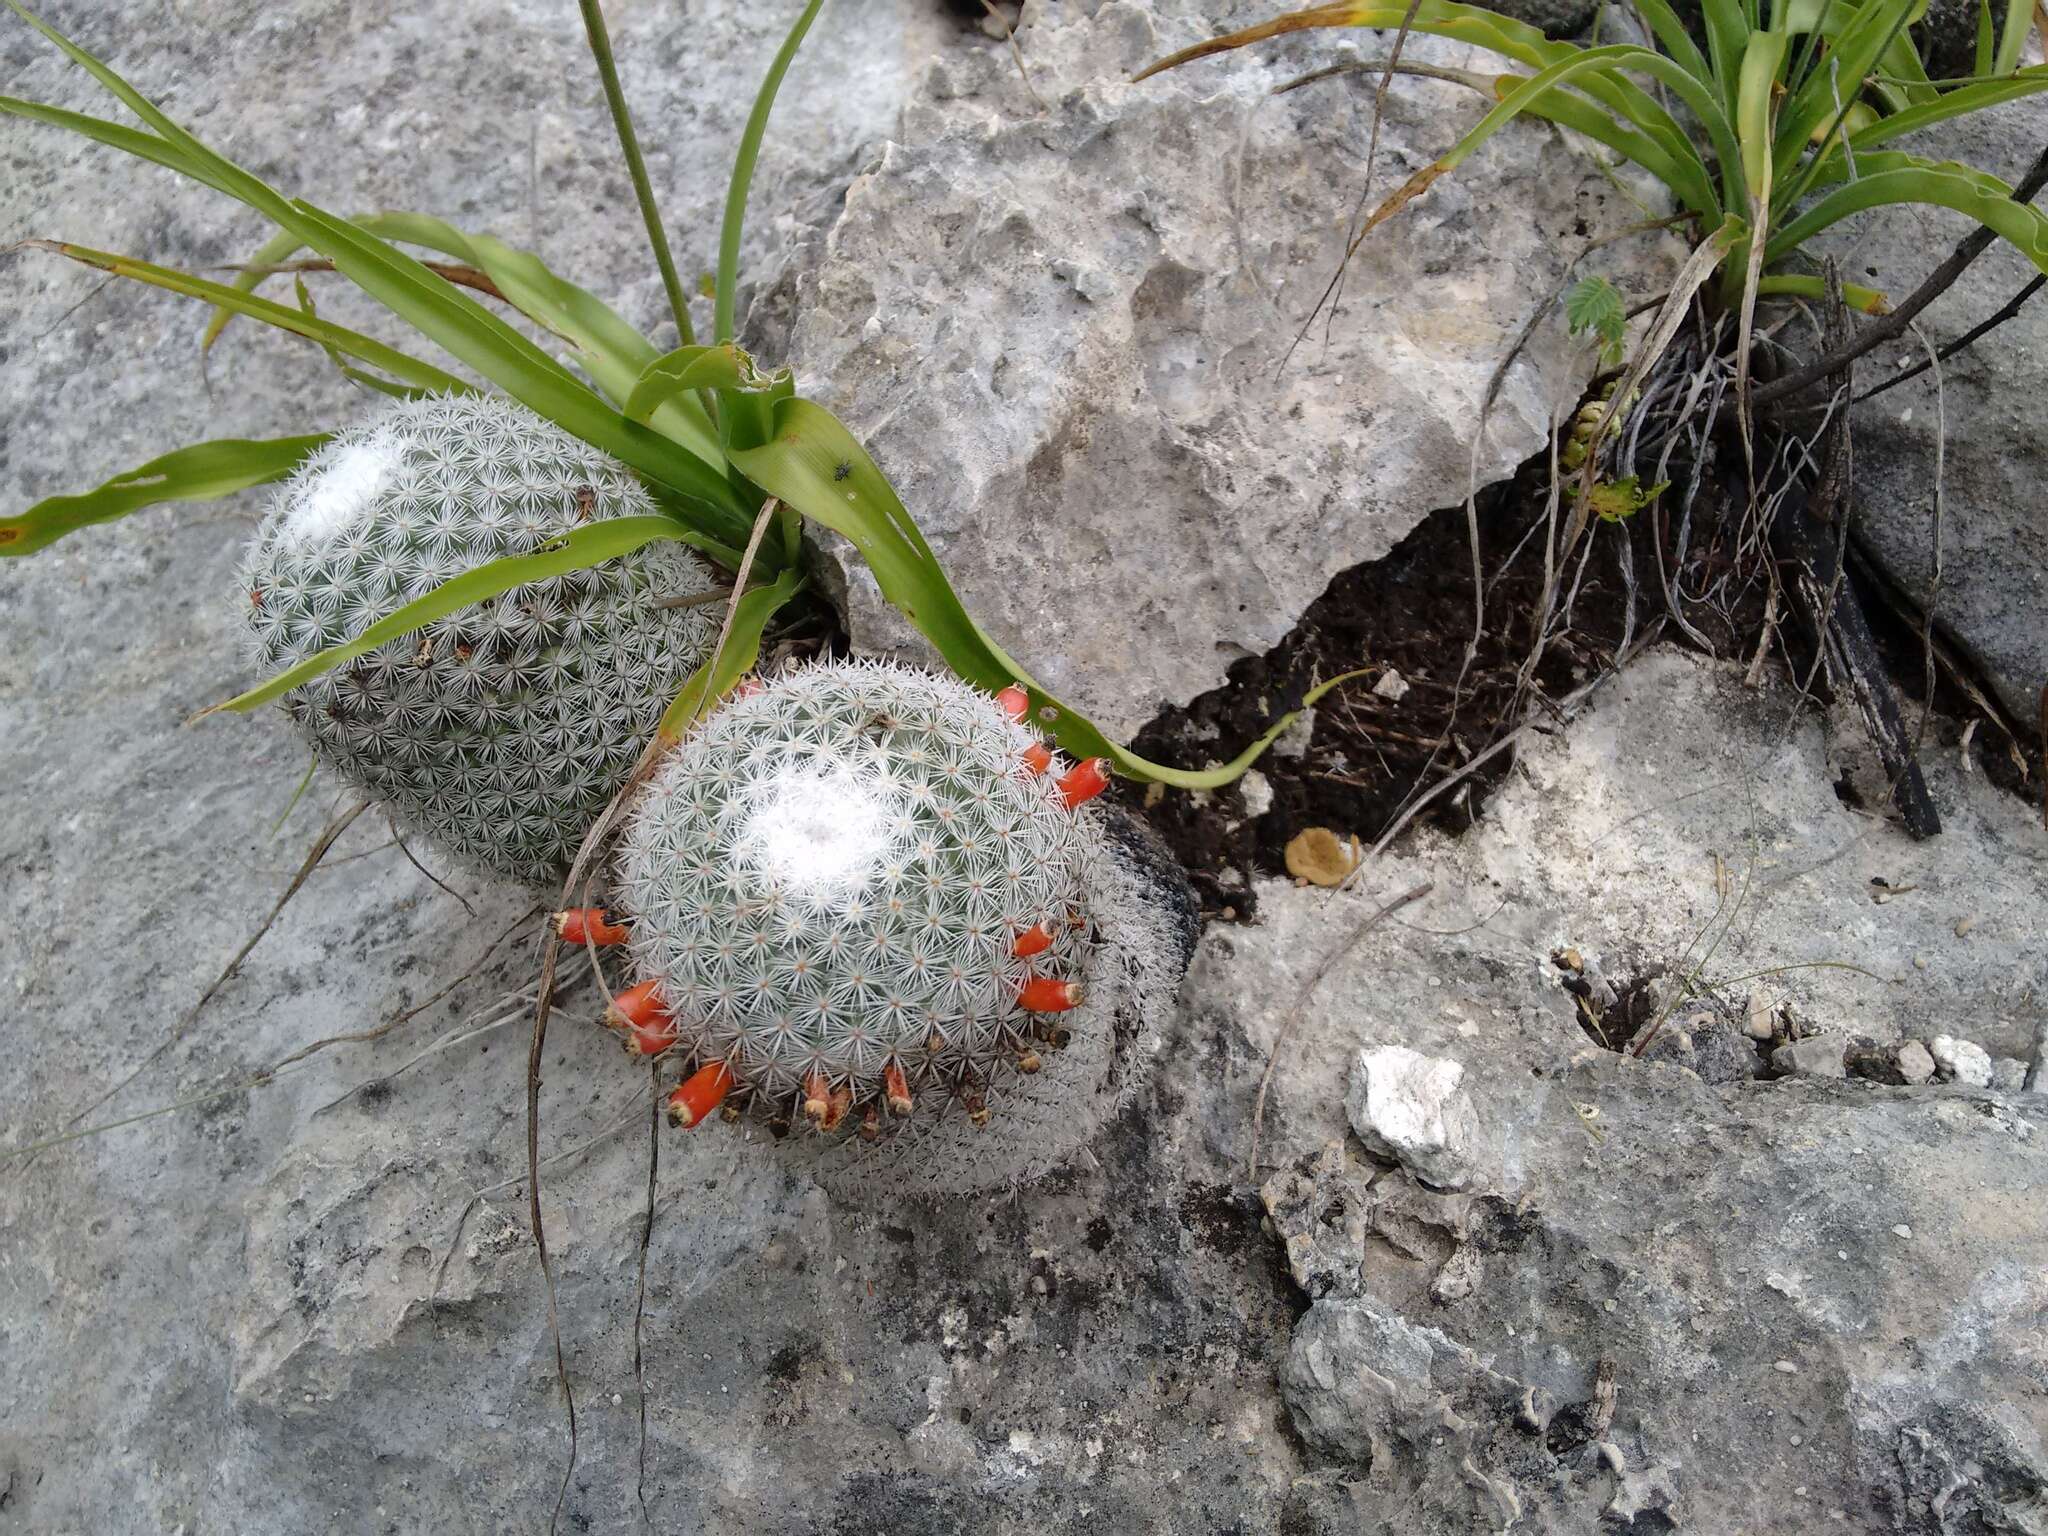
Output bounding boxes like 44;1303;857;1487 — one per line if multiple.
241;394;719;884
616;661;1105;1133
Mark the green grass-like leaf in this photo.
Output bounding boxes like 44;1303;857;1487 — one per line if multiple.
654;566;807;747
715;0;827;346
201;516;693;716
1;435;327;557
624;343;783;425
18;239;471;394
1766;151;2048;271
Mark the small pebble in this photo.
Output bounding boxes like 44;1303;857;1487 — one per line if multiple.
1954;915;1978;937
1892;1224;1913;1239
1912;955;1929;971
1773;1360;1799;1375
1930;1035;1994;1088
1896;1040;1936;1086
1790;1434;1803;1447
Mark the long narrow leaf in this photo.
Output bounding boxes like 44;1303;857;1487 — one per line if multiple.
1754;273;1890;310
1628;0;1716;86
1138;5;1734;218
2;435;326;557
730;400;1355;787
1486;69;1719;216
653;567;807;747
1765;155;2048;271
10;4;754;541
206;212;727;468
1841;68;2048;154
0;94;228;192
1995;0;2034;73
1775;0;1922;178
200;517;692;715
282;203;750;537
575;0;694;347
18;240;471;392
1698;0;1754;120
715;0;827;345
624;343;781;425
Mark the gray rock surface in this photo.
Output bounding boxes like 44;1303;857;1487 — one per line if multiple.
8;3;2048;1531
1774;1034;1849;1079
779;0;1680;735
1831;85;2048;724
1897;1038;1938;1085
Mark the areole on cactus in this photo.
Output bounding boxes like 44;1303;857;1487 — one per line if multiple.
240;393;722;884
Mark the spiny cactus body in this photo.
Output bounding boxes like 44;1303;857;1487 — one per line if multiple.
241;394;720;884
613;661;1118;1158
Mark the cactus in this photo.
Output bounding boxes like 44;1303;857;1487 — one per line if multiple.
611;659;1174;1193
241;393;720;884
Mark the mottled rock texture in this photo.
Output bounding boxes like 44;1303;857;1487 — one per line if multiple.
1832;85;2048;725
774;0;1679;736
5;1;2045;1532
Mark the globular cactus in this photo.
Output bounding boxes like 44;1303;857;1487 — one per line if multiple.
607;660;1193;1198
240;394;721;884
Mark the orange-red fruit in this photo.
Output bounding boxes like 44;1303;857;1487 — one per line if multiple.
996;684;1030;722
1011;923;1055;959
1021;742;1053;776
667;1061;734;1129
820;1083;853;1133
802;1071;832;1124
1017;976;1082;1013
606;978;671;1032
554;907;631;946
624;1016;679;1058
1057;758;1111;809
883;1061;915;1118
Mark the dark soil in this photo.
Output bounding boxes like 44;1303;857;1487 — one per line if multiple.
1120;448;2040;924
1121;461;1640;922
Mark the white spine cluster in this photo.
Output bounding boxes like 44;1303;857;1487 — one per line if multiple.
241;394;720;884
616;660;1103;1121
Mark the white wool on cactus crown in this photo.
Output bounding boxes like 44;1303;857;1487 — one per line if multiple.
279;431;403;547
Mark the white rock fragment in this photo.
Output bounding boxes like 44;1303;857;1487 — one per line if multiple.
1895;1040;1936;1085
1929;1036;1994;1088
1346;1046;1478;1191
1239;769;1274;820
1744;991;1778;1041
1772;1036;1848;1079
1372;669;1411;702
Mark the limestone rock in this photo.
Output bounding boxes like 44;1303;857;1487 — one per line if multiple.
1896;1039;1938;1085
780;1;1680;735
1930;1034;1996;1088
1774;1034;1850;1079
1346;1045;1482;1190
1832;89;2048;724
